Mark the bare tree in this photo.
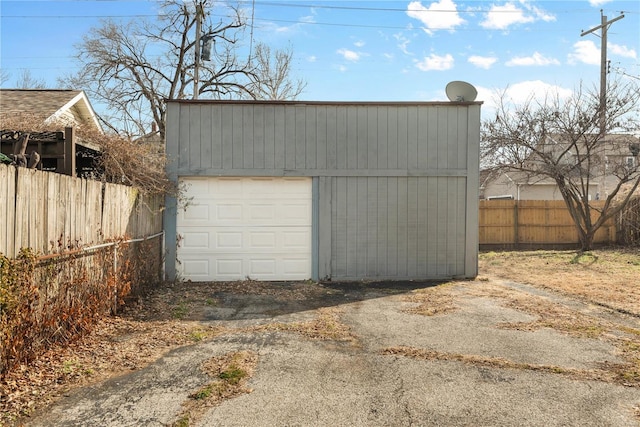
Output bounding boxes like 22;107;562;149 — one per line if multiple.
16;70;47;89
58;0;305;138
0;70;10;86
482;79;640;251
245;42;307;100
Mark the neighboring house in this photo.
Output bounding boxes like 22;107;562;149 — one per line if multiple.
0;89;102;176
482;133;640;201
0;89;102;132
133;122;164;153
164;100;481;282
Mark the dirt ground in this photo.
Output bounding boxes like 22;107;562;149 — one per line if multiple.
1;248;639;425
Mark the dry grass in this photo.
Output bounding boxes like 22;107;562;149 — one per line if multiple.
173;350;258;427
479;249;640;315
466;283;609;338
382;346;631;385
402;283;461;316
249;307;359;345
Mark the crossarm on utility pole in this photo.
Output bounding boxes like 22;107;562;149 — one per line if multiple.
580;11;625;136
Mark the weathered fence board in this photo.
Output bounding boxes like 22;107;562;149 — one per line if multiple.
0;163;162;258
0;165;16;255
479;200;617;248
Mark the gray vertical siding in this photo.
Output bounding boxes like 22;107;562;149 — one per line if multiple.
166;102;474;176
165;100;481;281
324;176;467;279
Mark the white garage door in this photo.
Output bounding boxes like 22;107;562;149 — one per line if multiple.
177;177;312;281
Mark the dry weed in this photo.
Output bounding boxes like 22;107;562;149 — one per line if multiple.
467;283;608;338
403;283;461;316
173;350;258;427
382;346;633;385
250;307;359;344
0;115;174;196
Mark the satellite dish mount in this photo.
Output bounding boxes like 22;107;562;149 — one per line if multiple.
445;81;478;102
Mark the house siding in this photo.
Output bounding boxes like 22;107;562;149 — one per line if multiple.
165;100;481;281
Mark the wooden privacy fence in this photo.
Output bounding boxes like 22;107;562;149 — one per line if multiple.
1;163;163;258
1;163;164;376
479;200;617;249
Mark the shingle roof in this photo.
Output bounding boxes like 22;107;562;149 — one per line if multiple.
0;89;79;118
0;89;102;132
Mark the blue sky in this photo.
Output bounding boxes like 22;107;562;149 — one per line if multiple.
1;0;639;117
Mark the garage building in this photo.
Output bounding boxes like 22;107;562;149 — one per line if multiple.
164;100;481;282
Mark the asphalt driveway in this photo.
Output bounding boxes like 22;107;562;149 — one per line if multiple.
26;278;640;427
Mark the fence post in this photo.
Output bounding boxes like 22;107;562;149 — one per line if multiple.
113;243;118;314
63;127;76;177
514;200;519;249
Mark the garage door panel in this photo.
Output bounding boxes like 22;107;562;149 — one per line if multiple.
216;204;243;221
212;178;244;195
181;200;311;226
216;259;243;276
180;231;210;249
178;254;311;281
249;259;277;275
280;203;312;223
282;258;310;275
183;179;212;197
182;259;210;276
249;231;277;249
178;227;311;253
249;204;276;221
177;177;312;281
180;204;210;221
282;231;310;248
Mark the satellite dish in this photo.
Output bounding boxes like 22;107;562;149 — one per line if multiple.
445;81;478;102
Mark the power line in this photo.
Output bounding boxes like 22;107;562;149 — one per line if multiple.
1;14;158;18
240;1;602;14
2;12;618;33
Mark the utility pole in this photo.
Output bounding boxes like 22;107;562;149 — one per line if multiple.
194;2;204;100
580;10;625;135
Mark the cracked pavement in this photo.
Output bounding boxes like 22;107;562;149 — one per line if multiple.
25;279;640;427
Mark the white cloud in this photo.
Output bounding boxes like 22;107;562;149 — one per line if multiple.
610;43;637;59
481;81;573;114
307;55;317;63
337;48;361;62
506;52;560;67
508;81;573;104
394;33;413;55
480;1;555;30
588;0;613;5
568;40;600;65
474;85;493;104
415;53;454;71
481;3;533;29
468;55;497;69
354;40;366;48
527;4;556;23
259;9;316;34
406;0;466;35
